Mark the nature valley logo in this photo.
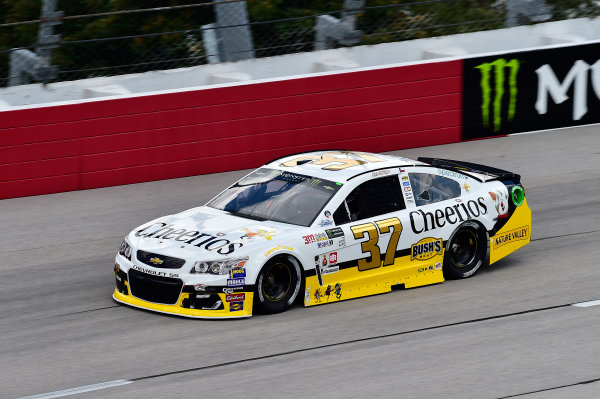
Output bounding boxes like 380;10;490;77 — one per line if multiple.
476;58;521;132
492;226;529;249
411;237;443;261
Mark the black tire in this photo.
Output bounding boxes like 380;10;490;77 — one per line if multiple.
255;255;302;314
443;221;488;279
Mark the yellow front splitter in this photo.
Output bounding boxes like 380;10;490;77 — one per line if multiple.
113;287;254;319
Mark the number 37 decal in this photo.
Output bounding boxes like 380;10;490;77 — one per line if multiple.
350;217;403;271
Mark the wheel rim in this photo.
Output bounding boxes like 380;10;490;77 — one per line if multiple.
449;230;477;267
261;262;292;302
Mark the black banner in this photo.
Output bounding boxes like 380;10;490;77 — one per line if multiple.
463;41;600;139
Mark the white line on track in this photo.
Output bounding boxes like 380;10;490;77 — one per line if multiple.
13;380;133;399
572;300;600;308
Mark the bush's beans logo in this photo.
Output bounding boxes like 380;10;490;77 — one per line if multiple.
230;301;244;312
135;223;242;255
226;293;245;302
230;268;246;278
411;237;443;261
492;226;529;249
132;264;179;278
409;197;488;234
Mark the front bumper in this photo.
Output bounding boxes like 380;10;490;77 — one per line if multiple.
113;268;253;318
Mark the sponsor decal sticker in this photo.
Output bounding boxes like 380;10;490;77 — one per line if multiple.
230;301;244;312
435;262;442;270
135;223;243;255
194;284;207;291
227;278;245;287
264;244;294;257
328;252;338;265
322;266;339;275
241;227;276;241
463;183;470;192
230;268;246;278
402;181;410;186
489;190;509;217
325;227;344;239
223;286;244;294
402;176;409;181
319;219;333;227
411;237;443;260
492;226;529;249
317;240;334;248
372;169;391;177
338;237;346;248
226;293;245;302
437;168;468;180
409;197;488;234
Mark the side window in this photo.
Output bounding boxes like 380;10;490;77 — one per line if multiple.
333;175;405;224
409;173;461;206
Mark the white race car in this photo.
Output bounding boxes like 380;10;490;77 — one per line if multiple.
113;151;531;318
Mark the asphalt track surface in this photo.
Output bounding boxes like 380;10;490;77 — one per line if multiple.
2;125;600;399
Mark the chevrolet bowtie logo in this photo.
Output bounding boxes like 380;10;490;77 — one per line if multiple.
149;257;164;265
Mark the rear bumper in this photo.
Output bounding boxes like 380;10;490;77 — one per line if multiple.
489;198;532;264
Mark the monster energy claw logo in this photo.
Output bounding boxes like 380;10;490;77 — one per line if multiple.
476;58;520;132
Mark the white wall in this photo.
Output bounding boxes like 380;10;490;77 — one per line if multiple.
2;17;600;108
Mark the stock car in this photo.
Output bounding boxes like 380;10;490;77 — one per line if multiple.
113;150;531;318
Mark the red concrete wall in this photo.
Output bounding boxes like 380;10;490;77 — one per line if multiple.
0;60;462;199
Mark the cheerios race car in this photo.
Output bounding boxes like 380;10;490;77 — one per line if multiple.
113;151;531;318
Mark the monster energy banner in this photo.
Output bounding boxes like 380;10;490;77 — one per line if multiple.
463;41;600;139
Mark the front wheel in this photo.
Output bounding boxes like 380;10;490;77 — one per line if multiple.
255;255;302;314
443;221;488;279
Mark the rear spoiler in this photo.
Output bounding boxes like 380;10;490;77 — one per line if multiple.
417;157;521;184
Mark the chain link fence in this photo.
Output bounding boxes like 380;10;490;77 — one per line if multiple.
1;0;600;87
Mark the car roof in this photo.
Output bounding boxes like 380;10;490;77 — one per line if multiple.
265;150;427;182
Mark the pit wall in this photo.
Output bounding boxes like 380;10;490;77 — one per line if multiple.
2;37;600;199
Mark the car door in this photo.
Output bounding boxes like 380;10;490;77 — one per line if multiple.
308;171;415;301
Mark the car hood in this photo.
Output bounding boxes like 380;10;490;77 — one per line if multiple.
129;206;298;259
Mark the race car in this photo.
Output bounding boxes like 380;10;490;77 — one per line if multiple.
113;150;531;318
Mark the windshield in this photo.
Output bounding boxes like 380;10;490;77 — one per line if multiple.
207;168;342;226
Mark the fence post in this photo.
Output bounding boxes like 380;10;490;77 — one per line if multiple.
8;0;62;86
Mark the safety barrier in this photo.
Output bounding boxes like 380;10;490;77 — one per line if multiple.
0;60;461;199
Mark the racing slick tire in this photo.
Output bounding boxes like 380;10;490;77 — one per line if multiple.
443;221;488;279
255;255;302;314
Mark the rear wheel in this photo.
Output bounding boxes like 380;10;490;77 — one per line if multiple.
255;255;302;314
443;221;488;279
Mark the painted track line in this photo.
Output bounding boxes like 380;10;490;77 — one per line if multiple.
572;299;600;308
14;298;600;399
13;380;133;399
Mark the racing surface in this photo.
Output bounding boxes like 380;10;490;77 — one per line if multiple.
2;125;599;399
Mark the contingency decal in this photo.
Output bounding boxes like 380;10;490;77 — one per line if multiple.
399;170;415;205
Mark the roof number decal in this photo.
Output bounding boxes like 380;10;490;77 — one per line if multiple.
281;151;385;171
